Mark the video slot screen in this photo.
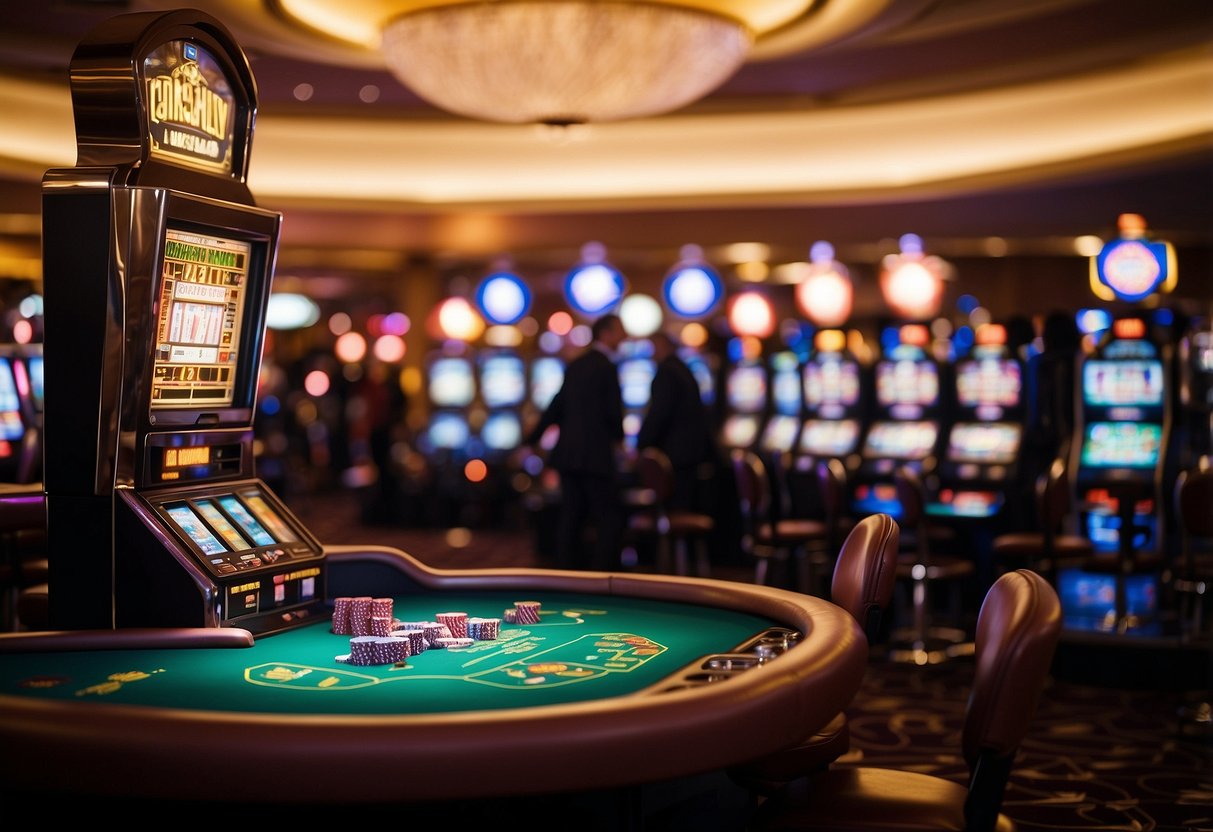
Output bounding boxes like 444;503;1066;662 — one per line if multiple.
239;490;299;543
947;422;1022;464
217;494;276;547
428;357;476;408
530;356;564;410
479;353;526;408
193;499;252;551
761;414;801;453
481;410;522;451
619;358;656;409
0;358;24;441
803;359;860;409
726;364;767;414
956;359;1021;408
26;355;43;413
798;419;860;457
862;421;938;460
875;360;938;408
151;229;251;409
426;411;470;450
1082;360;1165;407
722;414;760;448
165;502;228;556
1080;421;1162;469
770;354;802;416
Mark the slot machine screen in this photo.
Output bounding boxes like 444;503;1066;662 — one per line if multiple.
1082;360;1165;407
726;364;767;414
770;353;802;416
164;501;228;555
947;422;1022;464
428;357;476;408
1080;422;1162;468
803;360;860;410
481;410;522;451
530;356;564;410
875;360;938;408
862;421;938;460
798;419;860;457
26;354;43;413
151;229;254;411
619;357;656;409
956;359;1021;407
479;353;526;408
760;414;801;453
425;412;470;450
0;358;24;441
722;414;760;449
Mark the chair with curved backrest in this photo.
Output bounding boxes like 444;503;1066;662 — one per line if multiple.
751;568;1063;832
889;466;975;664
1173;459;1213;638
990;457;1094;586
626;447;714;576
729;512;900;795
733;449;835;594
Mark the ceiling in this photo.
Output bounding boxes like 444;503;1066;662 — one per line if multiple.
0;0;1210;313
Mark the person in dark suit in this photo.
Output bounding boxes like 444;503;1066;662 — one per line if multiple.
636;331;716;511
524;314;627;571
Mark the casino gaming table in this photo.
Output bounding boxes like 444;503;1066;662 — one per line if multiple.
0;545;867;807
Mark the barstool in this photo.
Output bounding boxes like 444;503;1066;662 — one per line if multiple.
990;457;1093;586
627;447;714;576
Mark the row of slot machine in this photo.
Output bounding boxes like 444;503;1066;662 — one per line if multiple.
714;310;1213;634
0;345;43;485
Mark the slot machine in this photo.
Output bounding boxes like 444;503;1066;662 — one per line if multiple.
41;10;326;631
758;350;804;461
786;329;867;517
1066;315;1169;632
1178;318;1212;465
719;358;767;452
928;323;1026;522
420;351;477;460
851;324;946;519
476;348;527;459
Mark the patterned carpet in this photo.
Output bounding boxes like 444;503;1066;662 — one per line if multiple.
291;489;1213;831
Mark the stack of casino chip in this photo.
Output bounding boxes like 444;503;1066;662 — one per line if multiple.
350;597;373;636
513;601;541;625
435;612;468;639
331;597;354;635
342;634;411;667
466;617;500;640
346;635;378;666
422;622;448;646
434;637;475;649
369;615;393;637
502;608;517;624
392;628;427;656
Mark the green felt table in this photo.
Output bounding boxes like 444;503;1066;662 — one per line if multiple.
0;545;868;806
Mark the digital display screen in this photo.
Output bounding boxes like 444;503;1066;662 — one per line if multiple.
770;353;802;416
947;422;1022;464
26;355;43;413
427;412;470;450
619;357;656;409
722;414;760;448
428;357;476;407
530;356;564;410
166;502;228;555
798;419;860;457
862;421;938;460
240;490;298;543
0;359;23;441
726;364;767;413
956;359;1021;407
1082;360;1165;407
761;415;801;453
481;411;522;451
803;359;860;409
479;353;526;408
875;360;938;407
193;499;251;551
1080;421;1162;469
151;229;251;409
217;494;276;547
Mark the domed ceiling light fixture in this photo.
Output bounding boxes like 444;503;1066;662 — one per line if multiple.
276;0;829;125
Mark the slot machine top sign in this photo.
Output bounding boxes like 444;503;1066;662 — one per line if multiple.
1090;213;1177;304
67;9;258;205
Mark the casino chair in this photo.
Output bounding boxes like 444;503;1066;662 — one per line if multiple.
626;447;715;576
990;457;1093;587
750;568;1063;832
729;512;900;796
733;449;836;594
888;466;976;664
1172;459;1213;639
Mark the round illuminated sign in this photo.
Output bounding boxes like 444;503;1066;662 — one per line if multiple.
663;245;722;318
475;270;532;325
565;242;625;316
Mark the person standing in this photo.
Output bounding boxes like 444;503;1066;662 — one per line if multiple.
636;331;715;512
524;314;627;571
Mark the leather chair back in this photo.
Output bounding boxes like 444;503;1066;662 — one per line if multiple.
635;447;675;507
830;513;899;641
